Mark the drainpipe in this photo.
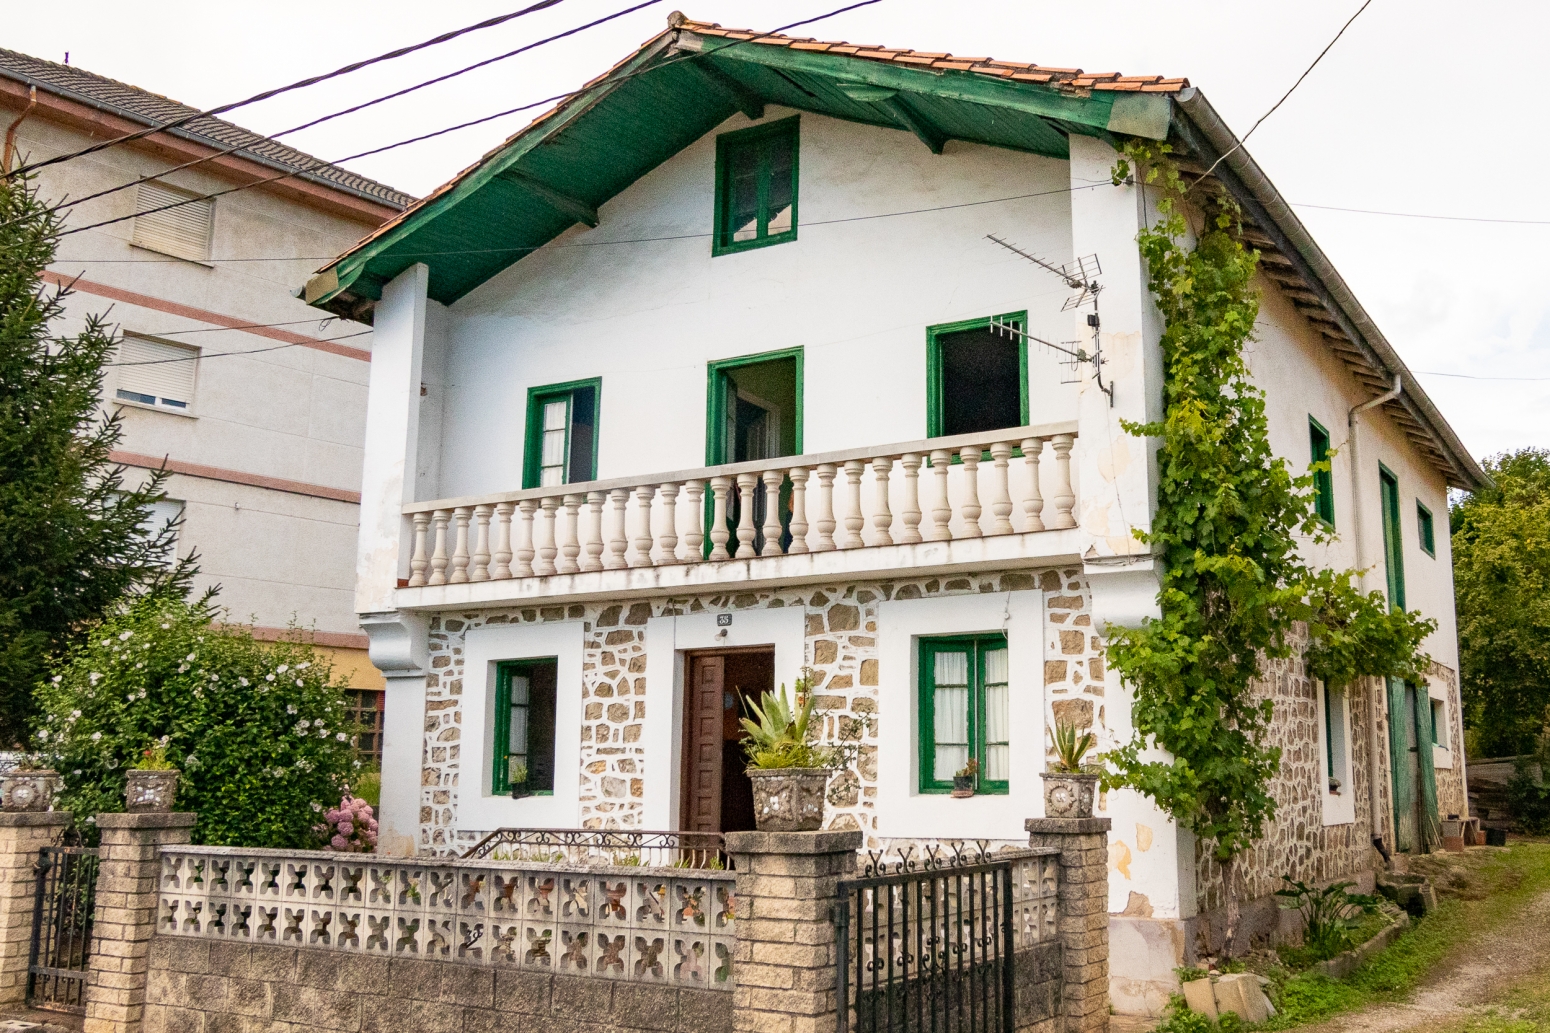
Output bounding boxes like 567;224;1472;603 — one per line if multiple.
3;86;38;173
1349;373;1403;862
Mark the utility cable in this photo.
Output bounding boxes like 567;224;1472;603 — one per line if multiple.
1412;371;1550;382
5;0;574;179
105;332;370;366
1292;203;1550;226
52;0;888;240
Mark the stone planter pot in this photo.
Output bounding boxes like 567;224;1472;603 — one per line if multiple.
125;769;180;813
1041;771;1099;819
747;767;828;832
951;775;976;799
1;769;58;812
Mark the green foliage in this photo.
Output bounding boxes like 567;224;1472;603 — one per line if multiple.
0;174;198;745
1506;757;1550;835
1051;717;1096;773
954;757;979;779
1273;876;1380;964
350;769;382;810
35;596;358;847
132;743;175;771
1451;448;1550;756
740;680;824;769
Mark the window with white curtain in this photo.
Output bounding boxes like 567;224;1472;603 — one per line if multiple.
918;634;1010;794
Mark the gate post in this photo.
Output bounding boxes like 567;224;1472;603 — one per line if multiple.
82;812;195;1033
1027;817;1111;1033
0;811;71;1005
725;829;861;1033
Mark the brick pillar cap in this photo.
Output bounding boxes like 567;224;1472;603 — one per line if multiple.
724;829;863;854
0;811;72;828
1026;817;1112;835
95;812;197;830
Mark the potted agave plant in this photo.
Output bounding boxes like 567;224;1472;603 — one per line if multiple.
740;679;832;832
1041;719;1099;819
951;758;979;799
125;744;180;813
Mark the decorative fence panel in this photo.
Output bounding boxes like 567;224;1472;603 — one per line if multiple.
157;846;736;991
835;845;1060;1033
462;827;726;869
27;845;100;1014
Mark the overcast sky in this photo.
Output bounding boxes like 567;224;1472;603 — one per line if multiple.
7;0;1546;465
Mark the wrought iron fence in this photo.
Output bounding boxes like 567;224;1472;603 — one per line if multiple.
28;845;100;1014
835;843;1059;1033
461;828;727;869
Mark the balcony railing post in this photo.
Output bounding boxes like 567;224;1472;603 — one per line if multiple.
929;449;953;541
515;500;537;577
787;467;810;554
870;456;894;547
760;470;784;556
606;489;630;570
1021;437;1046;533
814;464;837;552
958;445;984;538
989;442;1015;535
1050;434;1077;529
583;491;605;572
842;460;866;548
408;512;430;587
683;481;706;561
559;495;583;574
449;507;472;584
709;477;732;561
899;452;923;544
428;510;450;585
533;497;558;576
470;504;493;581
492;502;514;579
735;472;759;557
657;482;681;564
630;484;656;568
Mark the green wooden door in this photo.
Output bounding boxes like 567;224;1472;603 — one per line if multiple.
1389;679;1441;853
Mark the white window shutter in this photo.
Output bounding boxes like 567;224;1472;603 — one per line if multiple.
115;335;198;409
132;182;213;262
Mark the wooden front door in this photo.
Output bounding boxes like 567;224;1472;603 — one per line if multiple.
682;650;773;833
1389;678;1440;852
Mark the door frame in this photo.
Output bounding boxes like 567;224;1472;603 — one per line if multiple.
704;347;804;466
679;645;777;834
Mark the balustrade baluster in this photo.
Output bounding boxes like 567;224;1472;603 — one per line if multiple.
558;495;582;573
449;507;472;583
582;492;606;572
428;511;450;585
657;483;680;564
471;505;493;581
735;473;759;557
408;512;430;587
928;450;953;541
958;446;983;538
606;489;630;570
899;453;923;544
683;481;705;562
515;501;536;577
871;457;894;547
1020;438;1046;533
631;485;656;567
492;503;514;579
787;468;810;554
535;497;559;576
760;470;784;556
988;443;1015;535
842;460;866;549
708;477;732;561
1049;434;1077;528
813;464;837;552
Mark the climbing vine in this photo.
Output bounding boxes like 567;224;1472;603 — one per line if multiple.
1101;143;1434;940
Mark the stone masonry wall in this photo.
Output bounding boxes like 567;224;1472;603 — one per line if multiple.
1430;663;1468;822
420;567;1104;853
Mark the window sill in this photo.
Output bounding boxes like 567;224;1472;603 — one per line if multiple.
113;398;197;420
712;230;798;258
129;242;215;268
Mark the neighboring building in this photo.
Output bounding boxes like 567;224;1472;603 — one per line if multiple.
308;16;1484;1015
0;51;413;712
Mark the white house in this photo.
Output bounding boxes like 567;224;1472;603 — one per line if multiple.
307;16;1484;1015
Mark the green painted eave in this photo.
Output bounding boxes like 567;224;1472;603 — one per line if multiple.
307;29;1172;312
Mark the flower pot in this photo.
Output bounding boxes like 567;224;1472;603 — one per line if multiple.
509;782;533;800
1;769;57;812
747;767;828;832
1041;771;1099;819
125;769;179;813
951;775;976;799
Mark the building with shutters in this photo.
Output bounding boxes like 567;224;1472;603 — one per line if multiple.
307;17;1484;1014
0;50;413;718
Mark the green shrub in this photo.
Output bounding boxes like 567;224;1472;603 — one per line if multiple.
35;597;358;847
1507;760;1550;835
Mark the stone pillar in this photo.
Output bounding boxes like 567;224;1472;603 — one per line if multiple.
0;812;71;1005
1028;817;1112;1033
725;829;861;1033
83;812;195;1033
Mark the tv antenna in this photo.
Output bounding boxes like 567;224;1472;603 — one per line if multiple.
985;234;1113;406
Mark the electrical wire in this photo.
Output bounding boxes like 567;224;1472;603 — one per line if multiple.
51;0;889;241
1291;203;1550;226
104;331;371;366
1412;370;1550;382
5;0;575;179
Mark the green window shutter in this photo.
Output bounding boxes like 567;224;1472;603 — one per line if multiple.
1309;417;1334;526
522;378;602;489
917;634;1010;795
713;117;800;256
492;659;560;795
1416;501;1435;557
1323;684;1336;780
1379;465;1405;610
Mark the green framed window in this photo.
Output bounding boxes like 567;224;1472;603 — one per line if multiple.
491;658;558;795
918;635;1010;795
926;313;1028;438
1309;417;1335;526
522;378;600;489
713;117;799;256
1416;501;1435;557
1430;698;1444;745
1379;464;1406;610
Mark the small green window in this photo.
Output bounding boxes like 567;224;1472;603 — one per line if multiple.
1309;418;1335;526
926;313;1029;438
1417;501;1435;557
492;659;558;796
1430;699;1444;745
522;379;600;489
918;635;1010;795
713;117;798;256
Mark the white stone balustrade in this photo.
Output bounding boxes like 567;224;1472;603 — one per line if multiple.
403;423;1079;588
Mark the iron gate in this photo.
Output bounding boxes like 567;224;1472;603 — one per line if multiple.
27;845;99;1013
836;848;1016;1033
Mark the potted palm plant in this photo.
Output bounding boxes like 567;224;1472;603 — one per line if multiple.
125;744;180;813
739;679;831;832
1041;719;1099;818
951;758;979;798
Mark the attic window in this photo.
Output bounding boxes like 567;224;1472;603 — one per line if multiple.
713;117;799;256
132;181;214;262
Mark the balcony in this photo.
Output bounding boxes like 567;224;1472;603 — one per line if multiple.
394;421;1082;608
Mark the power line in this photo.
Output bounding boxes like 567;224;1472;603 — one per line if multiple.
1292;203;1550;226
105;331;371;366
6;0;574;179
1413;370;1550;382
52;0;889;241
